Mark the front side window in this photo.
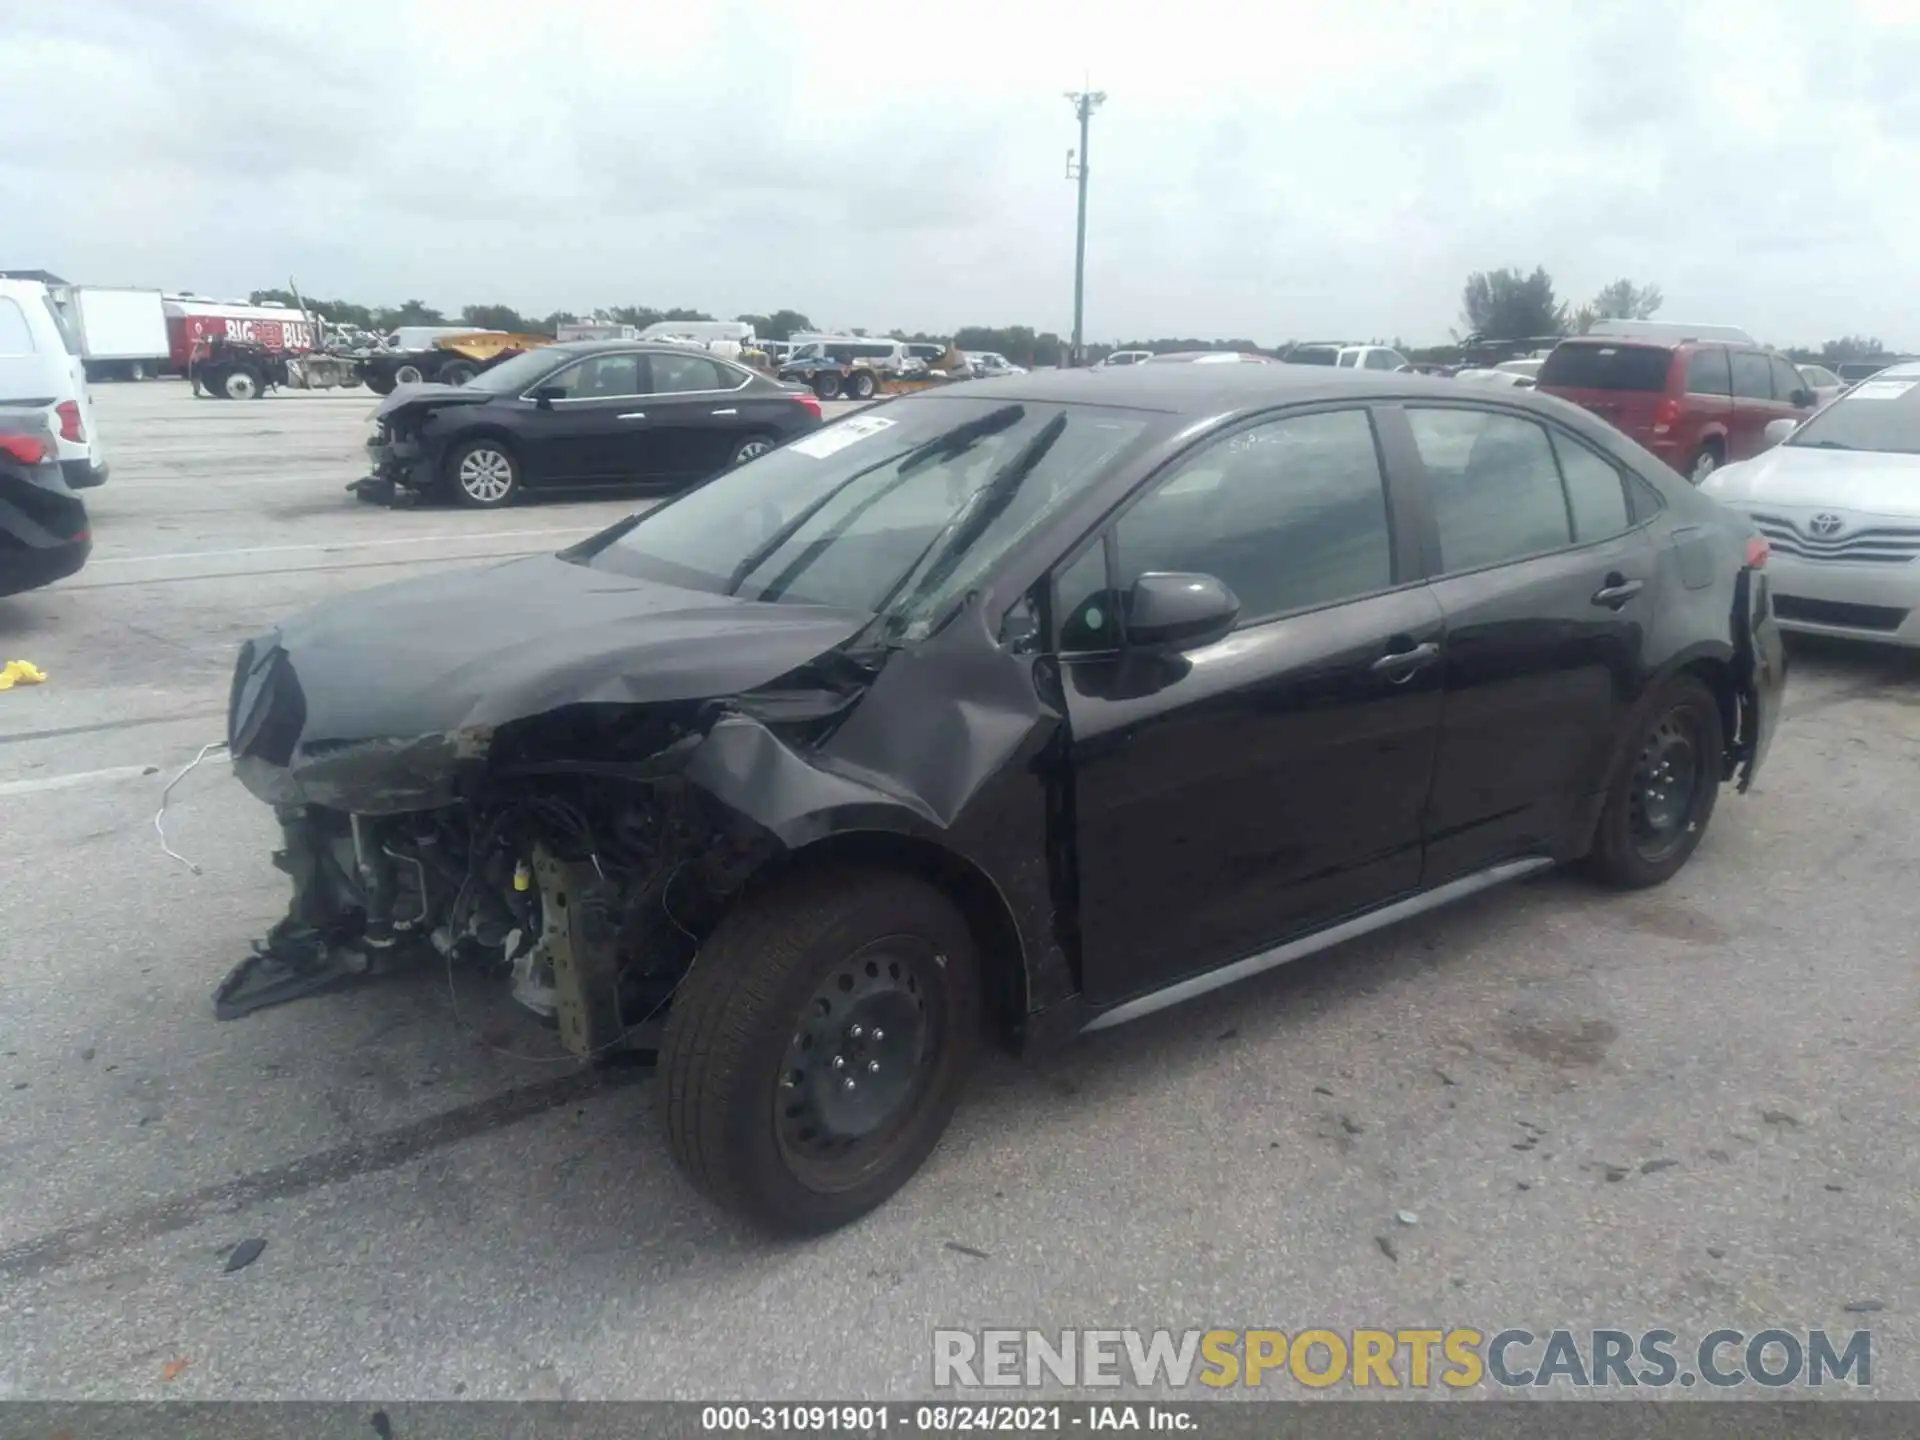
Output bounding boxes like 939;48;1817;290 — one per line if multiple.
1057;408;1394;647
1408;408;1570;571
1729;351;1774;400
583;398;1153;630
1363;349;1397;371
1768;355;1805;401
542;352;644;398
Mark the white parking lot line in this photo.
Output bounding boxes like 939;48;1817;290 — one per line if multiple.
90;527;604;566
0;764;160;799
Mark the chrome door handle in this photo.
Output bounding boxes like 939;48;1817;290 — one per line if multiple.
617;412;647;420
1370;640;1440;680
1592;578;1644;609
710;408;738;416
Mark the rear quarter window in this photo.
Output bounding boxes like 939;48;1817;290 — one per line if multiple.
1539;344;1675;392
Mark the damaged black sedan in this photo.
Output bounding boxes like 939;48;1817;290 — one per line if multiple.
223;367;1784;1233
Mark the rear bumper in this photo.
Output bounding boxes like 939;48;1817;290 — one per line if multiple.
1766;554;1920;647
62;458;108;489
0;536;91;597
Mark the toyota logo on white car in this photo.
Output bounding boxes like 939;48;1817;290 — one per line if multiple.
1808;512;1846;537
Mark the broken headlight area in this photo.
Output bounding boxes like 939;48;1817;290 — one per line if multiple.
217;769;776;1057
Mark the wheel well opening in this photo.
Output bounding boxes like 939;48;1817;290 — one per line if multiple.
761;833;1028;1048
1679;656;1737;749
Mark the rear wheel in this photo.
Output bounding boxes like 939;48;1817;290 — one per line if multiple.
729;434;775;467
440;361;478;385
364;370;396;396
659;868;980;1235
1687;442;1722;485
847;370;878;401
1585;676;1724;888
446;439;520;508
811;371;842;401
196;364;230;399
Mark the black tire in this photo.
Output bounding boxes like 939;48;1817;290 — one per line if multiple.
197;363;230;399
440;361;478;385
223;365;264;401
1686;441;1723;486
660;867;980;1235
445;438;521;508
811;370;842;401
847;370;878;401
363;370;396;396
1585;675;1724;888
729;433;776;467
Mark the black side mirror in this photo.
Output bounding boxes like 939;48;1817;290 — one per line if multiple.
1791;389;1815;408
1124;572;1239;650
531;385;564;409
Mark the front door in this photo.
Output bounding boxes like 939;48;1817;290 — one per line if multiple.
1061;406;1445;1009
513;350;658;484
1394;403;1660;883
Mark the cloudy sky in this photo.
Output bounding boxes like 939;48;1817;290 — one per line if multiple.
5;0;1918;347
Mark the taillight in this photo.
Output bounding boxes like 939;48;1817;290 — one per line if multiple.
1652;397;1682;430
0;431;52;464
793;392;823;420
1746;535;1770;569
56;400;84;444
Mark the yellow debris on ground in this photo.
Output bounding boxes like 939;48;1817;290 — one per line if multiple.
0;660;49;690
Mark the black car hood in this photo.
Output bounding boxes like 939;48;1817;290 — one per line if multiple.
230;553;873;812
370;383;493;420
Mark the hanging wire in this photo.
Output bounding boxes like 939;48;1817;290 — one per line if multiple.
155;740;230;874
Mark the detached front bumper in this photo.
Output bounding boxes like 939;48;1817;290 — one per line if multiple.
349;434;438;507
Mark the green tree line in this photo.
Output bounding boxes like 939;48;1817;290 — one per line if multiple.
250;283;1903;369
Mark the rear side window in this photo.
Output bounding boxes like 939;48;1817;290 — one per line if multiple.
1729;351;1773;400
1408;409;1570;571
1336;350;1359;367
1685;348;1731;395
0;299;33;355
1549;433;1631;541
1537;344;1674;392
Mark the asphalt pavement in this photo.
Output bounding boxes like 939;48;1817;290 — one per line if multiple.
1;380;1916;1400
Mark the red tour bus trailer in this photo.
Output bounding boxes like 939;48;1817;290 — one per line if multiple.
161;296;320;374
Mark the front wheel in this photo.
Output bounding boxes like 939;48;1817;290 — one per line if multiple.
440;361;478;385
446;439;520;508
659;868;980;1235
1585;676;1724;888
364;370;396;396
223;366;263;401
393;362;425;387
847;370;878;401
811;371;842;401
1687;445;1721;485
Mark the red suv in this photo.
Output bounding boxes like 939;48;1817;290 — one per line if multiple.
1535;338;1815;484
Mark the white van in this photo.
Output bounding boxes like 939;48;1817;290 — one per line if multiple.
0;277;107;488
636;320;756;358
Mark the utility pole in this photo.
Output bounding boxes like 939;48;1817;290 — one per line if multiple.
1065;88;1105;367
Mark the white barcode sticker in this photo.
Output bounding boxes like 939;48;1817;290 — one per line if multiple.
1846;380;1915;400
789;414;898;458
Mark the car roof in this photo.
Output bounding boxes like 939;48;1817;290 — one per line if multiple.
1870;360;1920;379
927;363;1570;416
542;340;742;358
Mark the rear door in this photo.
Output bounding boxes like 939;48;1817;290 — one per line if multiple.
633;351;760;481
1060;404;1445;1007
1393;402;1660;883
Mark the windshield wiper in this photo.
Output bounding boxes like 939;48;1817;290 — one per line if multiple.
1799;439;1858;451
878;411;1069;633
723;406;1026;597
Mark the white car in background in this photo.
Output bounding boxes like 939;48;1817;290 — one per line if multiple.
1454;365;1534;388
1796;362;1845;408
0;276;108;489
1334;344;1410;372
965;351;1026;377
1699;362;1920;647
